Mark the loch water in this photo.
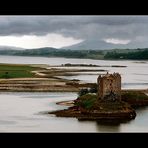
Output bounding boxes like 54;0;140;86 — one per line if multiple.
0;55;147;132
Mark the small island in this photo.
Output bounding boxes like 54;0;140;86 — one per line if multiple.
49;72;148;124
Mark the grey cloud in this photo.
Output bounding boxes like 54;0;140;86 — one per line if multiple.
0;15;148;43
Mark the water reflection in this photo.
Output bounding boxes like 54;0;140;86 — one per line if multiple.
0;120;16;125
95;121;121;132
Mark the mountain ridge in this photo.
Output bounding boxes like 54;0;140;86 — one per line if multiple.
0;45;25;50
1;39;148;51
61;39;148;50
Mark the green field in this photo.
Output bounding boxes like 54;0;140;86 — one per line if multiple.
0;63;43;79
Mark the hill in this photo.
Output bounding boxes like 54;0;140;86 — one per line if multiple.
0;45;25;50
61;39;148;50
0;45;148;60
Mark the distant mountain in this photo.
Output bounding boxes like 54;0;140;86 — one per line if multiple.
0;46;63;57
1;39;148;52
0;45;25;50
26;47;58;51
61;39;148;50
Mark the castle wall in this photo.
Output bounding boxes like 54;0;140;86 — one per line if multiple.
97;73;121;101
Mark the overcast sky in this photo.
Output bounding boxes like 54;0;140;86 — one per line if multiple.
0;15;148;49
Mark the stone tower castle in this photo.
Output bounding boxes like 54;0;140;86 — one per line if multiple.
97;72;121;101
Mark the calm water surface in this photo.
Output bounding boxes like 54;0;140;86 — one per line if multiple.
0;55;147;132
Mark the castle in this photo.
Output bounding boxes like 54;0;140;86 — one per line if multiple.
97;72;121;101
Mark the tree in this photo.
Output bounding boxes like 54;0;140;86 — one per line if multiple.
89;86;97;93
78;89;89;97
4;72;9;79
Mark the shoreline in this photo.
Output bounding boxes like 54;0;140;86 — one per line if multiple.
0;79;147;92
0;82;147;92
49;103;136;123
0;63;147;93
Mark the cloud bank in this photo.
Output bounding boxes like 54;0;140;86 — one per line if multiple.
0;15;148;48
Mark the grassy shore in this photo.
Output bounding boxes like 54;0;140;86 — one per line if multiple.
0;63;44;79
0;63;100;92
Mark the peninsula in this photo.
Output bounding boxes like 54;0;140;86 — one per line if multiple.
0;63;101;92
